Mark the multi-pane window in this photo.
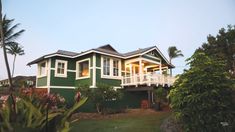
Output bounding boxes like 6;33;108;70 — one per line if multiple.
55;60;67;77
57;62;65;74
78;60;89;77
102;56;120;78
113;59;119;76
103;57;110;75
38;62;46;76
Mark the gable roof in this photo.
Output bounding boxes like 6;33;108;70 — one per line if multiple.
123;46;155;57
27;44;174;68
27;50;78;66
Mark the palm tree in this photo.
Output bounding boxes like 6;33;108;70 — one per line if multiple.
0;0;25;121
7;43;25;77
0;15;25;84
168;46;184;75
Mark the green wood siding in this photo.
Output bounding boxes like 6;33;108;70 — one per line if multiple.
37;77;47;87
50;88;76;106
96;69;121;87
96;54;101;67
51;57;76;70
50;70;75;86
78;90;148;112
75;78;92;87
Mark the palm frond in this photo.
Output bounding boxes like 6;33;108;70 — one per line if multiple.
5;29;25;42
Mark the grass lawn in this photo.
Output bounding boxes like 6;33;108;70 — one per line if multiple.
71;110;171;132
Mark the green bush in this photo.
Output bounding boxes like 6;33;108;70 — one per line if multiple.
169;52;235;132
76;84;123;114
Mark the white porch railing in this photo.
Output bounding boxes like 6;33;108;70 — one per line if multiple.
121;73;175;87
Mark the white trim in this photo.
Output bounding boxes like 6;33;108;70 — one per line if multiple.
42;46;172;66
47;59;51;93
76;58;91;80
37;60;47;78
55;59;68;78
101;55;122;80
49;86;75;89
45;54;76;59
92;53;97;87
36;86;48;88
96;67;101;69
144;54;161;61
67;69;76;72
51;68;75;72
125;57;160;65
89;85;97;88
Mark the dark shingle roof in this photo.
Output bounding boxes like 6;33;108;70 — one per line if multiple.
27;45;173;67
27;50;78;65
93;44;124;57
123;46;155;57
56;50;78;56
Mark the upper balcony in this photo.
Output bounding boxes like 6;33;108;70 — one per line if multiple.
121;73;175;87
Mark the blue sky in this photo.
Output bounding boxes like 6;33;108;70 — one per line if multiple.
0;0;235;79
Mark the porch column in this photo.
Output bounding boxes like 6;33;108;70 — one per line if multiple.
159;60;162;74
130;64;132;84
139;59;143;84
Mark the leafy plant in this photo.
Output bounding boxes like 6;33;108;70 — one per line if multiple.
154;87;167;110
0;93;87;132
76;84;122;113
169;51;235;132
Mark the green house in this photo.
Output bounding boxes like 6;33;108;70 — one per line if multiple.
28;44;175;109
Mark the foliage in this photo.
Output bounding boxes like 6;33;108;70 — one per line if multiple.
155;87;167;103
169;51;235;132
167;46;184;75
154;87;167;110
197;25;235;76
167;46;184;63
0;93;87;132
6;43;25;77
76;84;123;113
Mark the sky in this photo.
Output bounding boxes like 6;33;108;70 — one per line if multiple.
0;0;235;79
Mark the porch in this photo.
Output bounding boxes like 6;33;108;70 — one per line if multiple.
121;73;175;87
121;56;175;87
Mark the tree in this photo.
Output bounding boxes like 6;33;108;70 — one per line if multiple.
167;46;184;75
198;25;235;76
169;51;235;131
0;0;25;121
77;84;122;113
6;43;25;77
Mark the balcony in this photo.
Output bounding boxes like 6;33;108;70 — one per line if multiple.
121;73;175;87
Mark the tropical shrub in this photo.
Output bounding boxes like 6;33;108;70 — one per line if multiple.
77;84;122;113
0;93;87;132
169;51;235;132
154;86;167;110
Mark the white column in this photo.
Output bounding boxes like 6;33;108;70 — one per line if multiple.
91;53;96;88
159;60;162;74
139;59;143;84
47;59;51;94
130;64;132;84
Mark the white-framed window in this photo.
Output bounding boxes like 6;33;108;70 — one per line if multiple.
76;58;90;79
113;59;119;76
55;60;68;77
101;56;121;79
103;57;110;75
38;61;47;77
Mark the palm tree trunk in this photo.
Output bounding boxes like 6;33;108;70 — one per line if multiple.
0;0;16;122
12;55;16;77
169;58;172;76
